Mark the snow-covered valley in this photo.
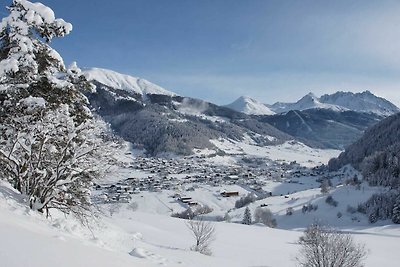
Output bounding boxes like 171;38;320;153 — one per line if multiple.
1;140;400;267
1;1;400;267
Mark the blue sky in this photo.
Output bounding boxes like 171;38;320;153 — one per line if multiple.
3;0;400;105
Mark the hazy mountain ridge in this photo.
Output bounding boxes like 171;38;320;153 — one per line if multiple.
260;109;382;150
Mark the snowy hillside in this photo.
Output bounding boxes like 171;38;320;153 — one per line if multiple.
225;96;275;115
269;91;399;116
83;68;176;96
2;165;400;267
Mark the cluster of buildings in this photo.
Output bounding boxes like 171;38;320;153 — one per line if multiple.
93;155;327;204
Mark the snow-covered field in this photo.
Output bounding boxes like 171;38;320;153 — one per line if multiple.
0;129;397;267
2;167;400;267
208;138;341;167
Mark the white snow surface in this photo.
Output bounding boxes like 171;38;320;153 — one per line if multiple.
19;96;46;110
225;96;275;115
2;173;400;267
83;68;176;97
1;137;399;267
208;138;341;167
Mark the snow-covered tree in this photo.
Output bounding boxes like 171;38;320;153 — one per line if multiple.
296;222;367;267
186;218;216;256
320;179;330;194
0;0;110;219
392;195;400;224
242;207;252;225
254;207;277;227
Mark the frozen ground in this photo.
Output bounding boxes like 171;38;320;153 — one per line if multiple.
0;139;398;267
1;170;400;267
208;138;341;167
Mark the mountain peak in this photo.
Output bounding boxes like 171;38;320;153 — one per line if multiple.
270;90;399;116
320;90;399;116
305;92;317;98
225;96;275;115
270;92;345;113
82;68;176;97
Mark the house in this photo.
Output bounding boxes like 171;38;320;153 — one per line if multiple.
179;197;192;203
221;191;239;197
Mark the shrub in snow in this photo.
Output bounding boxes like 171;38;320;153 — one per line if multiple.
392;195;400;224
325;195;338;207
242;207;252;225
0;0;113;220
235;193;257;209
223;212;231;222
286;207;294;216
127;202;138;212
186;218;215;256
196;205;213;215
296;222;367;267
172;205;213;220
320;179;330;194
214;215;225;222
302;205;307;214
302;204;318;213
345;175;362;186
337;211;342;218
254;207;277;227
172;208;195;220
347;205;357;214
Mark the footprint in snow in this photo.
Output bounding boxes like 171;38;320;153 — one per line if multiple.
129;247;167;265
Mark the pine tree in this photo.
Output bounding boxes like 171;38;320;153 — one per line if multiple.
0;0;110;219
392;195;400;224
242;207;252;225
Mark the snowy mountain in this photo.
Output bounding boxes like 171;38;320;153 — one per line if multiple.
85;69;389;153
225;96;275;115
269;91;399;116
83;68;176;97
270;92;348;114
85;72;292;155
320;91;400;116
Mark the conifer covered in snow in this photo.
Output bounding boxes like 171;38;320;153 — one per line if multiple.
242;207;252;225
0;0;110;218
391;195;400;224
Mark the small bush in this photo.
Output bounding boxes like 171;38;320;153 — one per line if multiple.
347;205;357;214
254;207;277;227
235;193;257;209
325;196;338;207
286;207;294;216
196;205;213;215
302;204;318;213
296;222;367;267
172;205;213;219
172;208;195;219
